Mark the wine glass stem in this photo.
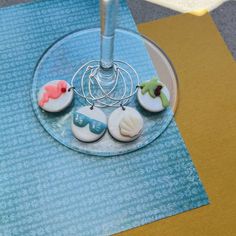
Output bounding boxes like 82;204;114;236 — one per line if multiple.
99;0;118;85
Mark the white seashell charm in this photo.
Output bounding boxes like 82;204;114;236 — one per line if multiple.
108;107;144;142
119;114;143;138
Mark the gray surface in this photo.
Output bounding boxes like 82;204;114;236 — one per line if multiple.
211;1;236;59
0;0;235;59
127;0;236;60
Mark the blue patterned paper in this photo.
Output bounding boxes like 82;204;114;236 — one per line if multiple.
0;0;209;236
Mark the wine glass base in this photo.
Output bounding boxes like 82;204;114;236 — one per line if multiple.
32;28;178;157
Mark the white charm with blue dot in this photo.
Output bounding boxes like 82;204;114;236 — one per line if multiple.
72;106;107;142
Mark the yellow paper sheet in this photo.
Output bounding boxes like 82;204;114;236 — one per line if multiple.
118;13;236;236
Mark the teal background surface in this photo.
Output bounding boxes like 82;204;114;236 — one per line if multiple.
0;0;208;235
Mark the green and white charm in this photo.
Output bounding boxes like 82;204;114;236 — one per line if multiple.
137;77;170;112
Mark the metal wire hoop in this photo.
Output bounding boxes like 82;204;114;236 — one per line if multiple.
71;60;139;108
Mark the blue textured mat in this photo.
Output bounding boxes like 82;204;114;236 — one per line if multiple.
0;0;209;235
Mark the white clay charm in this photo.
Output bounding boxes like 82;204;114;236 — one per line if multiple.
71;106;107;142
38;80;73;112
119;114;143;138
137;77;170;112
108;106;143;142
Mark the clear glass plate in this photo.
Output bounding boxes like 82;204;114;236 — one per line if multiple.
32;28;178;157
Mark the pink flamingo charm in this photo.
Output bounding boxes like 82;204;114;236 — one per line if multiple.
39;80;67;107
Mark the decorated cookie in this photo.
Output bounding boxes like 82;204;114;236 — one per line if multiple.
137;77;170;112
108;107;143;142
38;80;73;112
72;106;107;142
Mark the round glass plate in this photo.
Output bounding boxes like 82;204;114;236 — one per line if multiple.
32;28;178;157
